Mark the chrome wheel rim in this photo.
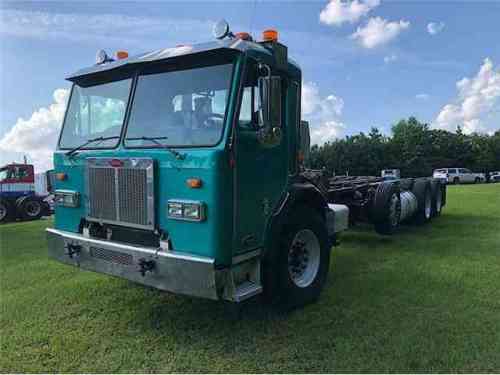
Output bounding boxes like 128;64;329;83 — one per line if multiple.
424;192;432;219
389;193;401;227
288;229;321;288
0;203;6;221
25;201;41;217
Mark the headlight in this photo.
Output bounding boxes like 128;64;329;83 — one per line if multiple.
167;200;205;222
54;190;80;208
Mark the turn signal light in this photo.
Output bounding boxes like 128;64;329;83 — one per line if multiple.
186;178;202;188
262;29;278;42
55;173;67;181
116;50;129;59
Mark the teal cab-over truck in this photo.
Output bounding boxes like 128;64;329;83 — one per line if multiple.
47;21;350;309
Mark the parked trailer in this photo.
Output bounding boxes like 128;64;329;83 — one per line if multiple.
0;163;52;223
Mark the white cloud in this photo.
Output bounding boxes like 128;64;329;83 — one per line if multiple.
0;9;213;47
427;22;445;35
0;89;69;172
319;0;380;26
351;17;410;49
416;93;430;100
302;82;346;145
384;54;398;63
434;58;500;134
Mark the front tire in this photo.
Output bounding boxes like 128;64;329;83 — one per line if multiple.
264;205;331;310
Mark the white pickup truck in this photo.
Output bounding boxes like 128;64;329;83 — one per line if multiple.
433;168;485;184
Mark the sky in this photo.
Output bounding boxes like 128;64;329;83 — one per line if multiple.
1;0;499;171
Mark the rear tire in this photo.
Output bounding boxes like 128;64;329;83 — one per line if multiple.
0;199;13;223
412;179;432;225
263;205;330;310
430;180;443;217
19;197;43;220
372;182;401;235
474;177;481;184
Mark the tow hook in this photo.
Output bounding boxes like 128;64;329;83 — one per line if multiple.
138;258;155;277
65;243;81;259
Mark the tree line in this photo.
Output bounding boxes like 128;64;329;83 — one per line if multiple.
309;117;500;178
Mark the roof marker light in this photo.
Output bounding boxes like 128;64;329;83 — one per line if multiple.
115;50;129;60
234;32;253;41
262;29;278;42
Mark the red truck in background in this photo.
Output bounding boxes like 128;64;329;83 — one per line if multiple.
0;163;53;223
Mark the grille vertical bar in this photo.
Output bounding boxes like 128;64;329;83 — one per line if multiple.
86;158;154;229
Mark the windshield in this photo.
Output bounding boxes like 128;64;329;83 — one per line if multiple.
59;79;131;149
125;63;233;147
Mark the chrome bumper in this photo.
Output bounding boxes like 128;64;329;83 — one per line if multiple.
46;228;220;300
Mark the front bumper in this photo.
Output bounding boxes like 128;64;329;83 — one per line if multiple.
46;228;220;300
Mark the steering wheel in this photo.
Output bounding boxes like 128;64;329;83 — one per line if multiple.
202;113;224;129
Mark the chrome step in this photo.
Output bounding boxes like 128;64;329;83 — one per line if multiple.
234;281;262;302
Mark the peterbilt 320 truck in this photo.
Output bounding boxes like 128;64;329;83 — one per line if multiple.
47;21;444;308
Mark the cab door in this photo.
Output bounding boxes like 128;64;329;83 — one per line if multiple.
233;61;289;254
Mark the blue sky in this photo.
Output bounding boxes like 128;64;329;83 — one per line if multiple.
1;1;499;170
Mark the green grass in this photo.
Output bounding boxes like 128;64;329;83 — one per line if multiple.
1;184;500;373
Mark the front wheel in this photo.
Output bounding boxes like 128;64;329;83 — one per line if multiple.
264;205;331;310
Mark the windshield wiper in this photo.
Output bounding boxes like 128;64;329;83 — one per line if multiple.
65;136;120;156
125;136;185;160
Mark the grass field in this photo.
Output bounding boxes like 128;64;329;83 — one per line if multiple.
1;184;499;372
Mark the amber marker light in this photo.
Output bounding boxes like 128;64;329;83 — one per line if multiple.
55;173;67;181
116;50;129;59
187;178;202;188
262;29;278;42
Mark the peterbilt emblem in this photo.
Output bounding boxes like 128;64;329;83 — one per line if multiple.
109;159;124;168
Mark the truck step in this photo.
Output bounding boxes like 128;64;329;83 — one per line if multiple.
234;280;262;302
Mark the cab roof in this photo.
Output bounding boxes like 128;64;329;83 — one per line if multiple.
67;38;301;82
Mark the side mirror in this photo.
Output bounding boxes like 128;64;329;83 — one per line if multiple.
257;64;282;146
298;121;311;168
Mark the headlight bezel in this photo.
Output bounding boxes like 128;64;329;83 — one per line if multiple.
167;200;205;222
54;190;80;208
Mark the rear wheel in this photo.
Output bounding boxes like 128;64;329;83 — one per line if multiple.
0;199;13;223
19;197;43;220
430;180;443;217
372;182;401;235
453;177;460;185
264;205;330;310
474;177;481;184
412;179;432;225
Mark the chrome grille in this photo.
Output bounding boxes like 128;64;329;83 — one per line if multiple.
89;246;133;266
86;158;155;229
